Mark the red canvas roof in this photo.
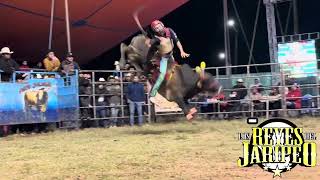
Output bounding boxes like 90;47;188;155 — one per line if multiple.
0;0;188;64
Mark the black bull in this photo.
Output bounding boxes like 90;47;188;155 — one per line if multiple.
119;35;222;119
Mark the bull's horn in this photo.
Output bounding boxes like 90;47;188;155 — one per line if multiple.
217;86;222;95
200;61;206;79
200;61;206;70
195;66;201;74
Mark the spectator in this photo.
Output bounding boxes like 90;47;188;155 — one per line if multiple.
107;76;121;126
122;63;131;77
43;51;60;72
129;66;136;76
140;75;147;82
122;73;132;118
0;47;19;81
33;62;44;69
124;73;132;82
286;83;301;109
269;87;282;117
233;79;247;99
286;76;296;86
226;91;241;119
79;73;92;120
250;78;264;93
113;61;121;77
96;96;108;121
60;53;80;75
208;91;227;119
96;78;107;95
19;60;30;71
197;92;213;119
127;76;145;126
250;87;264;117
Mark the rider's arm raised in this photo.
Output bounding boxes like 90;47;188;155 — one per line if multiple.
169;28;190;58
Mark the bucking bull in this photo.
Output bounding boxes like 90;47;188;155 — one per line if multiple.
119;10;222;120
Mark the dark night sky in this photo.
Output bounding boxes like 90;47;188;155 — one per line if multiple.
86;0;320;71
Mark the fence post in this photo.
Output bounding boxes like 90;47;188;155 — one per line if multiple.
120;71;125;118
147;91;152;123
280;70;287;117
92;72;96;120
317;70;320;115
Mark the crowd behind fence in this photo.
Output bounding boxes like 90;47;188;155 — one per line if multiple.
1;60;320;128
78;60;320;124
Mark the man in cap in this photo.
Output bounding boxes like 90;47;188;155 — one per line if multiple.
232;79;247;100
60;53;80;75
148;20;190;97
0;47;19;81
113;61;121;77
231;79;248;118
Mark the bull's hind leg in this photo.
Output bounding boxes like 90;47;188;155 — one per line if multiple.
119;43;128;68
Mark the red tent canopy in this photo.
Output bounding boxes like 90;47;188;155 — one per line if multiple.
0;0;188;64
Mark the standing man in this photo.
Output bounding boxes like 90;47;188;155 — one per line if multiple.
149;20;190;97
127;76;145;126
60;53;80;75
0;47;19;81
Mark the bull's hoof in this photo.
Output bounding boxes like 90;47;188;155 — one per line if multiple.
186;114;194;121
189;108;197;115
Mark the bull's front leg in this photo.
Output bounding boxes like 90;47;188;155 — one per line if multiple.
174;97;197;121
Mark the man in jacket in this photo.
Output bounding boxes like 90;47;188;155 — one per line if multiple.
127;76;145;126
0;47;19;81
60;53;80;75
286;83;302;109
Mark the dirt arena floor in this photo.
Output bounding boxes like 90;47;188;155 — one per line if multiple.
0;118;319;180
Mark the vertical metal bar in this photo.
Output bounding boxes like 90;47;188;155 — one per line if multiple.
216;68;219;80
120;71;124;117
264;0;278;73
317;70;320;115
292;0;299;34
147;87;151;123
266;100;269;119
48;0;55;50
223;0;231;76
280;70;287;117
76;70;80;127
64;0;72;53
246;65;253;117
234;31;238;74
92;72;96;119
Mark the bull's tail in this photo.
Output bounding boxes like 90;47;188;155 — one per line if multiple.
133;6;148;36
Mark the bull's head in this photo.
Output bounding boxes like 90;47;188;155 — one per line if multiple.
200;73;222;96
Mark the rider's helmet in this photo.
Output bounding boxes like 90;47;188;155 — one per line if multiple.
151;20;164;32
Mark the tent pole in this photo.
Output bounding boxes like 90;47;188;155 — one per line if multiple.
48;0;55;50
64;0;72;53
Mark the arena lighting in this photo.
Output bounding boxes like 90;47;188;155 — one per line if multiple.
218;52;226;59
227;19;235;27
